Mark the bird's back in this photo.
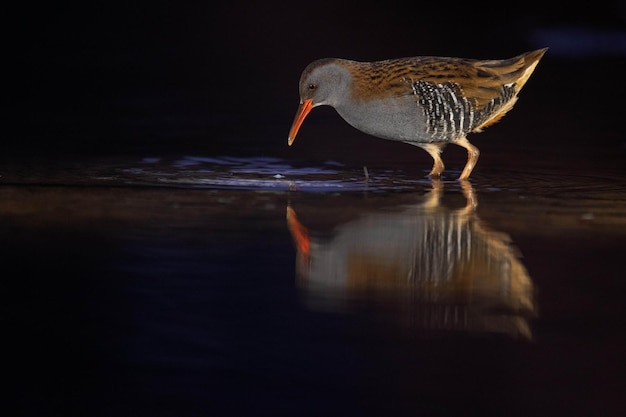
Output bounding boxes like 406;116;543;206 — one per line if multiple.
345;48;548;140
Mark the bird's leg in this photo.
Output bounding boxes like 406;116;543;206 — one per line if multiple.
452;136;480;180
419;143;446;178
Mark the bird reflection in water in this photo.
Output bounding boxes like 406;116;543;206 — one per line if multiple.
287;181;536;339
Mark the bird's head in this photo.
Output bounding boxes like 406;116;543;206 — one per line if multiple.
288;59;350;145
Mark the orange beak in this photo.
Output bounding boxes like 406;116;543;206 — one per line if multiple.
288;99;313;146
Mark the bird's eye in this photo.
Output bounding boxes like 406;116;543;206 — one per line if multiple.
308;83;317;90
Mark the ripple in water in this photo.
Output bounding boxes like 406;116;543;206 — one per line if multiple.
118;155;431;192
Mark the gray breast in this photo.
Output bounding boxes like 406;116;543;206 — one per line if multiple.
334;95;432;143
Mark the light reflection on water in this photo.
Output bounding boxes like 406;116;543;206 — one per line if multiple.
3;154;624;231
0;154;429;191
127;155;356;190
3;153;624;194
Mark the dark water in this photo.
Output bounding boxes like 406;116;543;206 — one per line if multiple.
2;148;625;417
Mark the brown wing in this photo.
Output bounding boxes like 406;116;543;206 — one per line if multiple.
351;48;547;131
395;48;546;107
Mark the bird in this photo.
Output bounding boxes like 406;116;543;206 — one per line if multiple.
288;48;547;180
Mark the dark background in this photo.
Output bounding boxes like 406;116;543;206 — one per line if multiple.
5;1;626;157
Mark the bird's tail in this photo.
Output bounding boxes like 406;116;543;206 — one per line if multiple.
470;48;548;132
480;47;548;94
513;48;548;93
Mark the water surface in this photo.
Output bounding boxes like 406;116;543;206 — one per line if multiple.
2;151;625;417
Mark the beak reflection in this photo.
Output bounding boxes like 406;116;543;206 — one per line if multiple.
287;181;536;339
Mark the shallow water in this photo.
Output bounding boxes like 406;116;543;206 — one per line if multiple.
2;151;626;416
